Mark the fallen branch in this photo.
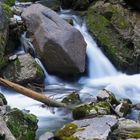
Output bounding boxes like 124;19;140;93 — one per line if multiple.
0;78;66;108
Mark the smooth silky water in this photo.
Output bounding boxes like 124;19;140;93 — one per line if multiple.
1;9;140;139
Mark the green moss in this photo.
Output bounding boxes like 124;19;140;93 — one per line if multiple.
62;92;81;105
5;0;15;6
128;131;140;138
55;123;79;140
36;64;44;78
72;104;91;120
86;2;135;71
1;3;13;19
4;108;38;140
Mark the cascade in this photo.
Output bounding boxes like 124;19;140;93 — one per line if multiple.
2;9;140;138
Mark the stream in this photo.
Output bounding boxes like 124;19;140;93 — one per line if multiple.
1;9;140;139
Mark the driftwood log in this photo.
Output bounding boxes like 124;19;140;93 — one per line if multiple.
0;116;16;140
0;78;66;108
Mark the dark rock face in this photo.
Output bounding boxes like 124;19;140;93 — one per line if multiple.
125;0;140;10
86;1;140;74
2;54;44;85
36;0;61;11
60;0;94;10
22;4;86;75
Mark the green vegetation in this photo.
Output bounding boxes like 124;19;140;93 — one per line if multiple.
1;3;13;19
4;108;38;140
55;123;79;140
5;0;15;6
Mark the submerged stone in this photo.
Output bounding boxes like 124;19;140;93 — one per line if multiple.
62;92;81;105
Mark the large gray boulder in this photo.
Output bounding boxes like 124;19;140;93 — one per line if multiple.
55;115;118;140
22;4;86;75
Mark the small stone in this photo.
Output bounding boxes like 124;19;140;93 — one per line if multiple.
115;100;131;117
62;92;81;105
8;54;17;61
96;89;119;105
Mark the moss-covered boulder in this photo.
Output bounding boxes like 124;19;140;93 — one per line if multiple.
4;108;38;140
2;53;44;85
86;1;140;74
72;101;111;120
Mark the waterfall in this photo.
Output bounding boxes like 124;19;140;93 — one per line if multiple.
60;11;140;103
60;12;118;80
74;22;118;79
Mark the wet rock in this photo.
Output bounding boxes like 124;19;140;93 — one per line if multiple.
115;99;131;117
125;0;140;10
36;0;61;11
4;108;38;140
96;89;119;105
62;92;81;105
72;101;111;120
111;118;140;139
55;115;118;139
22;4;86;76
39;132;54;140
2;53;44;85
86;1;140;74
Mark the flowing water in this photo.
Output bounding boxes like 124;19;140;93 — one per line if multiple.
1;9;140;139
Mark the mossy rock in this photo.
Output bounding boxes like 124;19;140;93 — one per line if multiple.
96;89;119;105
72;101;111;120
62;92;81;105
86;1;140;74
4;108;38;140
2;54;44;85
0;93;7;105
55;123;79;140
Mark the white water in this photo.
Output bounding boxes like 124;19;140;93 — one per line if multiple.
2;10;140;139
